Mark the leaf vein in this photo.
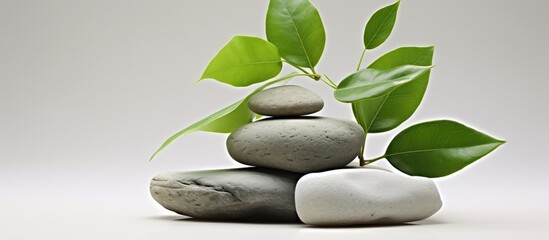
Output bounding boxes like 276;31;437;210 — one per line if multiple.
280;0;314;69
367;94;389;131
365;3;398;48
386;142;501;158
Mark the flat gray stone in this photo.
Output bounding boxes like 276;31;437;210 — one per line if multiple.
295;168;443;226
150;168;301;222
248;85;324;116
227;117;365;173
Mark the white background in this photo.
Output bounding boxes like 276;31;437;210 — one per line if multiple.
1;0;548;239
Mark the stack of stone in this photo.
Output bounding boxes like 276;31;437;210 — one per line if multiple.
150;85;442;226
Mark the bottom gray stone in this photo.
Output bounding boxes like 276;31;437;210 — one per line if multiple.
150;167;302;222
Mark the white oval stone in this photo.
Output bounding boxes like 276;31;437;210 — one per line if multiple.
295;168;442;226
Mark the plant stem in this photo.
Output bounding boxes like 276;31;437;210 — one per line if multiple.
362;155;386;166
354;50;372;167
267;72;319;87
323;74;338;88
358;151;365;164
310;66;318;75
295;65;312;75
320;77;337;89
284;60;313;76
358;135;366;166
356;48;367;71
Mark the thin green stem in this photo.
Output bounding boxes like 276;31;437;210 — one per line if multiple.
354;49;371;166
323;74;338;88
359;145;367;166
358;152;365;164
284;60;313;76
362;154;386;166
358;135;366;166
310;66;318;75
320;77;337;89
267;72;319;87
356;48;367;71
295;65;312;75
295;73;320;79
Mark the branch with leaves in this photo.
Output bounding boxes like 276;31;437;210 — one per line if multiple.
151;0;504;178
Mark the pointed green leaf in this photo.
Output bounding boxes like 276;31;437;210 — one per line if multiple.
335;65;432;103
352;96;387;133
150;72;298;160
149;100;252;160
352;46;434;133
385;120;505;178
266;0;326;68
363;0;400;50
199;35;282;87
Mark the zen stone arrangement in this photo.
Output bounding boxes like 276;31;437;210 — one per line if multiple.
149;0;504;226
150;85;442;226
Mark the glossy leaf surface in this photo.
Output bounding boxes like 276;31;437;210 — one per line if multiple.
352;46;434;133
266;0;325;68
386;120;505;178
363;0;400;50
335;65;432;103
199;35;282;87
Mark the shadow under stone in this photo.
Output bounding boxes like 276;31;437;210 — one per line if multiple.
175;217;302;225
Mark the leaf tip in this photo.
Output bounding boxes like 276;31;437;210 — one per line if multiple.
332;91;350;103
149;149;162;161
391;0;401;9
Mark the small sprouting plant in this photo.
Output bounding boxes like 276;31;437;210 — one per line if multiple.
150;0;504;178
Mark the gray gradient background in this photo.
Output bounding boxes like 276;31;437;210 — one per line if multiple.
1;0;548;239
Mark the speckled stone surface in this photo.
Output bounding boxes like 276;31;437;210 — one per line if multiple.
248;85;324;117
150;168;302;222
226;117;365;173
295;168;442;226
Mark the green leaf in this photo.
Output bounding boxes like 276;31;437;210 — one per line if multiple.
363;0;400;50
149;100;252;161
385;120;505;178
266;0;326;69
199;35;282;87
150;72;298;160
334;65;432;103
352;46;434;133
